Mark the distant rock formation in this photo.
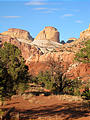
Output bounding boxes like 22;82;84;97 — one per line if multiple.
34;26;60;43
1;28;33;42
67;37;77;43
0;25;90;81
80;24;90;39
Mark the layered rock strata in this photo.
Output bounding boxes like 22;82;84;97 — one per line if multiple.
1;28;33;42
0;26;90;81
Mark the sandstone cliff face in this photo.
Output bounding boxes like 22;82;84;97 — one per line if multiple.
66;63;90;81
80;24;90;39
34;26;60;43
0;26;90;81
0;35;42;60
1;28;33;42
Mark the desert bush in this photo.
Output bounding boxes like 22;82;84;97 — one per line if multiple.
63;78;82;95
75;40;90;63
35;57;82;95
73;88;81;96
36;71;82;95
36;71;54;90
16;83;29;95
81;86;90;100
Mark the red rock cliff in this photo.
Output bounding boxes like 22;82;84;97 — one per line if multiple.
1;28;33;42
0;26;90;81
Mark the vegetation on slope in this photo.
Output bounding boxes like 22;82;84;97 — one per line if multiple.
33;57;82;95
0;40;90;101
75;40;90;99
75;40;90;63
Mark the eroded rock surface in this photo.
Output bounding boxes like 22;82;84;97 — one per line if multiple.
80;24;90;39
1;28;33;42
0;25;90;81
35;26;60;43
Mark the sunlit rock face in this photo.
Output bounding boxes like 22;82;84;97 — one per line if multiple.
80;24;90;39
34;26;60;43
1;28;33;42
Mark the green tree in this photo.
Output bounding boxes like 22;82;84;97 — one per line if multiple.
35;57;81;94
75;40;90;63
37;71;54;90
0;42;29;99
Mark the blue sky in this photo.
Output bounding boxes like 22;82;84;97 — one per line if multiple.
0;0;90;42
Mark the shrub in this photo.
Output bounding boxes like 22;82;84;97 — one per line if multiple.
63;79;82;95
35;56;82;95
75;40;90;63
81;86;90;100
36;71;82;95
37;71;54;90
16;83;29;95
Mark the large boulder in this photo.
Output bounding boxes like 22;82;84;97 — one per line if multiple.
1;28;33;42
34;26;60;43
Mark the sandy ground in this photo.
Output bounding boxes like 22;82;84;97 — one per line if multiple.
0;94;90;120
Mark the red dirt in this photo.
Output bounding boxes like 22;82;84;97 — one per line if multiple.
0;95;90;120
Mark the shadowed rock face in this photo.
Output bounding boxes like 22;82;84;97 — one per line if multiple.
34;26;60;43
1;28;33;42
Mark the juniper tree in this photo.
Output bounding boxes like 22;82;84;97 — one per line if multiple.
0;42;29;99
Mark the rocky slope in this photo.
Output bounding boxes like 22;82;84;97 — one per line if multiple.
0;26;90;81
80;24;90;39
31;40;61;53
0;34;41;60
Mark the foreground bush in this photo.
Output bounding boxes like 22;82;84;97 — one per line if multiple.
36;71;82;95
0;42;30;100
81;86;90;100
33;56;82;95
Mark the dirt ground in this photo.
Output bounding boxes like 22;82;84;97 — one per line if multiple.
0;94;90;120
